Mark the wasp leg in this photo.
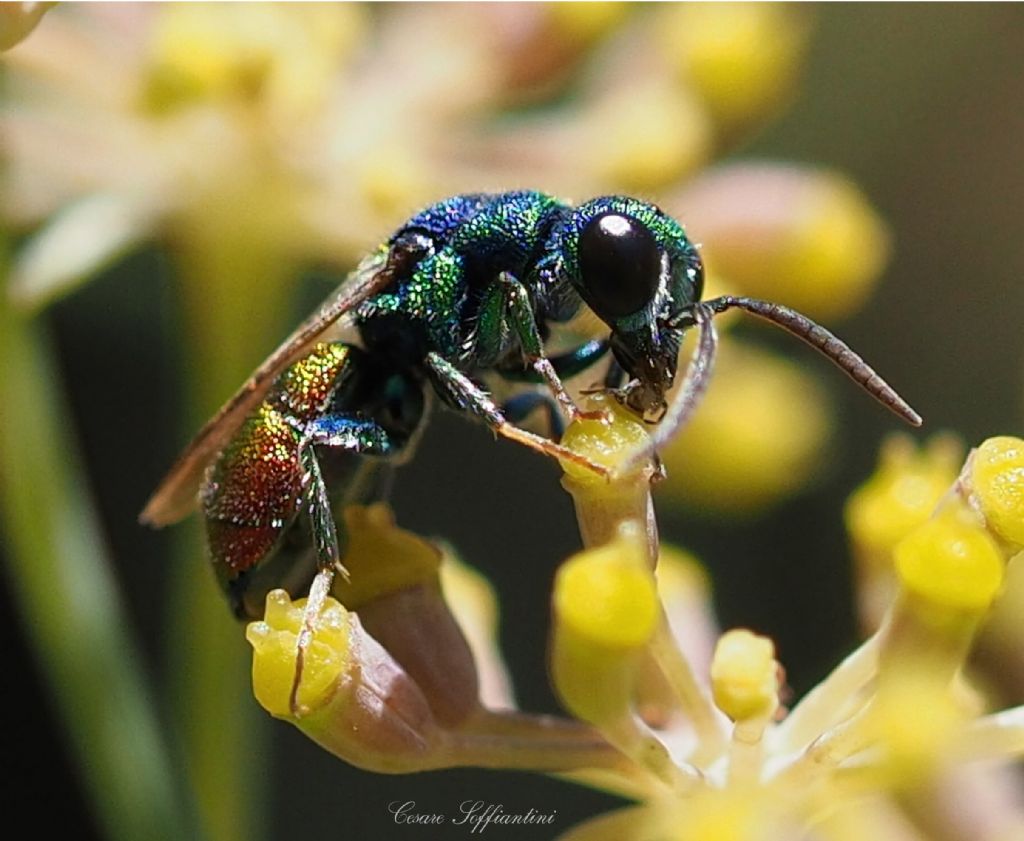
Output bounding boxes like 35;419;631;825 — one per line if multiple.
604;356;627;389
290;416;405;715
497;338;610;384
502;391;566;439
498;340;612;436
478;272;600;422
579;354;629;402
425;351;609;477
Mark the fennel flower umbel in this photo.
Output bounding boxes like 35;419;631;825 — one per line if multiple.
247;403;1024;841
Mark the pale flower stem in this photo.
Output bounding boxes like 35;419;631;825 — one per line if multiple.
554;768;658;803
959;705;1024;761
775;702;875;790
727;716;770;787
600;712;705;794
464;709;625;744
462;707;665;784
443;728;640;776
773;617;886;752
650;608;728;763
564;473;660;563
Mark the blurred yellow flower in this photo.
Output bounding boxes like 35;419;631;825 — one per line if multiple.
3;3;894;518
657;338;833;513
0;1;52;50
846;433;965;626
660;3;809;131
674;164;892;322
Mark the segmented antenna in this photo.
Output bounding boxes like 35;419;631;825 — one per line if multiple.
672;295;922;427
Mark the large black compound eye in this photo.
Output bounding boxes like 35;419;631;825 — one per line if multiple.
578;211;662;319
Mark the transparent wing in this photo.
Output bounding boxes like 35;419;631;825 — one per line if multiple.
140;250;391;527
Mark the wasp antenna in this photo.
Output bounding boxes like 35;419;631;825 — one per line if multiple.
700;295;923;427
621;304;719;475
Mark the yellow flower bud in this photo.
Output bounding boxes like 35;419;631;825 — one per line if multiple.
711;629;779;722
560;394;650;484
660;3;808;130
846;434;964;559
247;590;451;772
556;537;658;651
246;589;350;717
894;509;1004;619
970;436;1024;548
551;530;659;724
560;393;658;555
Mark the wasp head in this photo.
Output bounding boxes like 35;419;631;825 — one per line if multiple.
565;197;704;419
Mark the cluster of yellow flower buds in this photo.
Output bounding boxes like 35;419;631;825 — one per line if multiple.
556;419;1024;840
243;383;1024;835
243;382;1024;839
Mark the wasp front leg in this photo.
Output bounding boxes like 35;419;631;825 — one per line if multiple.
425;352;609;478
479;272;606;424
498;339;612;438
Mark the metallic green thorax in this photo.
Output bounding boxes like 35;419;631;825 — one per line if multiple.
358;191;570;362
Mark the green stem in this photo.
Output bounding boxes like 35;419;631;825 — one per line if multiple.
0;277;199;841
167;233;297;841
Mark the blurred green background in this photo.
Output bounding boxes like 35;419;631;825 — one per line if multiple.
3;4;1024;839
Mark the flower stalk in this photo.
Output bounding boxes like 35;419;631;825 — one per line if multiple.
0;249;199;841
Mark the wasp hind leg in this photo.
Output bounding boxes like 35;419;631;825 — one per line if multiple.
290;416;405;715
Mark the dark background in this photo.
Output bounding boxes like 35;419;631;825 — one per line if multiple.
4;4;1024;839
